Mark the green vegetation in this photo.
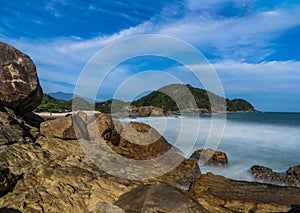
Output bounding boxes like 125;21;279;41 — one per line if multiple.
35;94;71;113
36;84;255;113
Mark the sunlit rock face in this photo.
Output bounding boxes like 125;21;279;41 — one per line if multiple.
0;42;43;112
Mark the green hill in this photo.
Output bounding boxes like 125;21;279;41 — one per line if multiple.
131;84;255;113
36;84;256;113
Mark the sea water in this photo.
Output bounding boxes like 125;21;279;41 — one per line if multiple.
120;113;300;181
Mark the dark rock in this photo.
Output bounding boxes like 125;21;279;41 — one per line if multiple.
40;114;89;140
0;107;36;145
191;149;228;167
22;112;45;128
189;172;300;212
115;183;208;212
87;113;121;145
0;208;22;213
0;42;43;112
0;167;18;197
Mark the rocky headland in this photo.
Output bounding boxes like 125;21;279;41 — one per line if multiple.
1;42;300;212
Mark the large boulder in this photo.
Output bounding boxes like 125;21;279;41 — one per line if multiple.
0;42;43;112
116;122;173;160
190;149;228;167
40;114;88;140
115;183;208;212
189;173;300;213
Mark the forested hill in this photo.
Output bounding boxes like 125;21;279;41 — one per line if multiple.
36;84;256;113
131;84;256;113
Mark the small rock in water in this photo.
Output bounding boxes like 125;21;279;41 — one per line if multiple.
190;149;228;167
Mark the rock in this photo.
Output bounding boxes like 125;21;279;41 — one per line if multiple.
0;42;43;112
128;106;165;117
40;114;89;140
191;149;228;167
115;183;208;213
21;112;45;128
116;122;173;160
92;202;125;213
251;165;300;187
0;107;36;146
87;113;121;146
159;158;201;189
189;173;300;212
0;167;19;196
0;134;138;212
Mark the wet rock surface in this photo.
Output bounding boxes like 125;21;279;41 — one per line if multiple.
0;42;43;112
251;165;300;187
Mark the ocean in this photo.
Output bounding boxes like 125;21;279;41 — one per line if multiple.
120;112;300;181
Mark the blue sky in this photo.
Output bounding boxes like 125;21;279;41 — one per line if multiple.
1;0;300;112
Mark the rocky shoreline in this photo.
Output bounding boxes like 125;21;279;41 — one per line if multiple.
1;42;300;212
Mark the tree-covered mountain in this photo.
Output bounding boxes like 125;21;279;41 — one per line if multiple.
131;84;255;113
37;84;256;113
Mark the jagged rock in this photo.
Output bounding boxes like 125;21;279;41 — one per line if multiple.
87;113;121;145
0;167;19;196
116;122;173;160
251;165;300;187
115;183;208;213
191;149;228;167
189;172;300;213
128;106;165;117
0;42;43;112
40;115;89;140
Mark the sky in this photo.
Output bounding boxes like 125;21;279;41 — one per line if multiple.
1;0;300;112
